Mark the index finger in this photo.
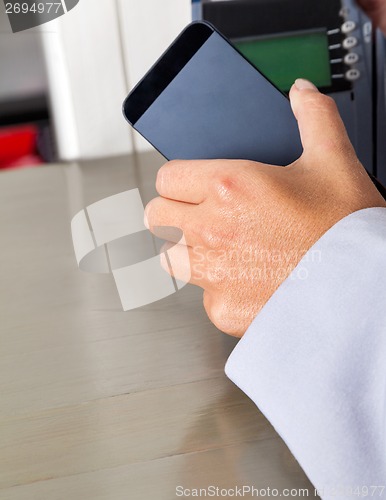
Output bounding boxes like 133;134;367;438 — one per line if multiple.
156;159;218;204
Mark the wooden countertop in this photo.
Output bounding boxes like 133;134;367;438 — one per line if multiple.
0;152;314;499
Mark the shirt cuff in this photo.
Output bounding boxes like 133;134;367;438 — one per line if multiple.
225;208;386;498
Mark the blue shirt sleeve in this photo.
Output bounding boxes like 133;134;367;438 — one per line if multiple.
225;208;386;499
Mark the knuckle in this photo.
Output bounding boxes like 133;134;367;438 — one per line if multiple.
211;173;240;202
210;162;254;202
205;297;231;333
319;94;338;114
199;225;226;250
212;161;246;201
156;160;180;190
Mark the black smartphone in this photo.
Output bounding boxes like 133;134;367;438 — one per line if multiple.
123;21;303;166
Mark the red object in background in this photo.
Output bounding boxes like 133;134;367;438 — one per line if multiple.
0;125;43;169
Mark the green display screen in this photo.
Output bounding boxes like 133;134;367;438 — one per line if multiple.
235;31;332;92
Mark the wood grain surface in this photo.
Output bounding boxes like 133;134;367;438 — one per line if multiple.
0;153;315;499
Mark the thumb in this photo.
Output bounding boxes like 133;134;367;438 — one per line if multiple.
289;78;355;161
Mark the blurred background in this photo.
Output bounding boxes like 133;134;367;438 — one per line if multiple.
0;0;191;169
0;3;50;168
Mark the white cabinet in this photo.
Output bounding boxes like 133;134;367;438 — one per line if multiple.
41;0;132;160
41;0;191;160
0;8;46;101
117;0;192;152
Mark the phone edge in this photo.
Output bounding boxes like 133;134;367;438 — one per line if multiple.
122;21;214;127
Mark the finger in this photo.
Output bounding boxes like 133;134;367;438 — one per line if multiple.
203;290;245;337
160;242;210;288
156;159;223;204
144;196;201;246
161;243;193;285
289;79;356;163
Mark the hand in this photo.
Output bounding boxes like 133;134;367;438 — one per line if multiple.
356;0;386;34
145;79;386;337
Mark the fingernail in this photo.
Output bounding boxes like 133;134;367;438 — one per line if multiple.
294;78;318;91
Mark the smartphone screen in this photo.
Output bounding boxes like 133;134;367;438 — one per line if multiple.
123;21;303;166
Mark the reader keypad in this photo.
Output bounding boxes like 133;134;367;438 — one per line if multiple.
343;36;358;49
345;68;361;81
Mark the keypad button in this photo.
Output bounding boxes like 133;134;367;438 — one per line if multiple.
341;21;357;33
345;69;361;81
343;36;358;49
344;52;359;65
